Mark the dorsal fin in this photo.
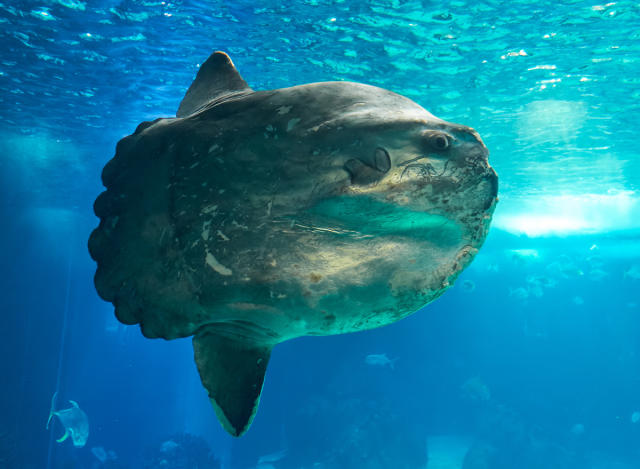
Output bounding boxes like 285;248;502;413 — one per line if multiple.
176;51;253;118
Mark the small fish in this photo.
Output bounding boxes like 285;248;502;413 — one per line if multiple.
509;286;529;301
91;446;117;463
461;279;476;292
365;353;398;369
257;448;287;465
570;423;585;435
510;249;540;262
161;439;179;453
529;285;544;298
624;265;640;280
631;411;640;423
486;263;500;273
546;255;584;278
92;447;107;462
46;392;89;447
586;255;604;270
589;269;609;281
526;274;556;288
460;377;491;402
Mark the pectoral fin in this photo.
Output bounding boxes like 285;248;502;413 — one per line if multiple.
56;429;69;443
345;158;384;185
193;326;272;437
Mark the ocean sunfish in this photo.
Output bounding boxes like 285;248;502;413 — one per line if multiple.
46;392;89;447
89;51;498;436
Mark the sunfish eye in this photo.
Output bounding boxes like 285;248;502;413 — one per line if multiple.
422;130;451;151
374;147;391;172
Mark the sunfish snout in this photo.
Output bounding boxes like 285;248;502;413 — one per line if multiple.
455;124;498;203
449;124;498;208
392;120;498;214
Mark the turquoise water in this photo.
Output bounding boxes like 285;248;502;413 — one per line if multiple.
1;1;640;468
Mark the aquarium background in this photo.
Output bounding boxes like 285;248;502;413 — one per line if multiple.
2;0;640;468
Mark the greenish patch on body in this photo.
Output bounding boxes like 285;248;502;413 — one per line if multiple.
308;196;461;242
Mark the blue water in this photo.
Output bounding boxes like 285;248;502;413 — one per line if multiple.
2;1;640;468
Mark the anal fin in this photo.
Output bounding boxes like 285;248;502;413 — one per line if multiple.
193;326;272;437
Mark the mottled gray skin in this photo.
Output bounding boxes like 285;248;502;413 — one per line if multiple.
89;52;498;437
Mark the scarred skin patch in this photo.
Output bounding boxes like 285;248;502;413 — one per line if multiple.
205;251;232;276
